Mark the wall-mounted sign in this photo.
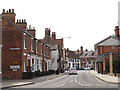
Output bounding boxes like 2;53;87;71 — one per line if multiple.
10;65;20;71
10;48;20;50
13;61;18;64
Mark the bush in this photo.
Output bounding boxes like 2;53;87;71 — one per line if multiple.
22;72;33;79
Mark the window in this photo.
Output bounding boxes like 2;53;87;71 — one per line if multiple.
112;46;115;49
31;38;33;52
37;59;39;70
24;33;26;50
41;47;42;55
36;40;38;53
24;53;26;72
32;59;34;71
82;59;85;63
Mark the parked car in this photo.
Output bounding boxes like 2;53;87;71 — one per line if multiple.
84;67;90;70
79;67;84;70
69;67;77;75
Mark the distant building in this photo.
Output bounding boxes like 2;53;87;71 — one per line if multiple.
41;28;64;72
94;26;120;75
80;49;96;69
65;48;81;69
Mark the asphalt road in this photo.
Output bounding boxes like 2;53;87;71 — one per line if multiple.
5;70;119;90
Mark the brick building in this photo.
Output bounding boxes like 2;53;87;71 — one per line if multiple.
65;48;81;69
41;29;64;72
1;9;51;79
79;46;96;69
94;26;120;75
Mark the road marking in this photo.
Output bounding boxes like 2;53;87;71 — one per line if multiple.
57;83;66;87
69;80;73;82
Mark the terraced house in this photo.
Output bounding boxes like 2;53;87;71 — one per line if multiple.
1;9;51;79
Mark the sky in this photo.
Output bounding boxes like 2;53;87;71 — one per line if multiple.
0;0;119;51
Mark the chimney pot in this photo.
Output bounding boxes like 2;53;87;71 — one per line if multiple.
12;9;14;13
29;25;31;29
22;19;23;22
24;19;26;22
19;19;21;22
2;9;5;14
9;9;11;13
6;10;8;13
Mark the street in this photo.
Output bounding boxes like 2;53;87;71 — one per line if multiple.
5;70;118;89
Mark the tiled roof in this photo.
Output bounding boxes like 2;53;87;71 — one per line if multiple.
95;35;120;46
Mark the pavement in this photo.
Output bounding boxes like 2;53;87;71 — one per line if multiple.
90;70;120;84
2;73;65;89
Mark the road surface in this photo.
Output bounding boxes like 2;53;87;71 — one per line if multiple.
6;70;119;89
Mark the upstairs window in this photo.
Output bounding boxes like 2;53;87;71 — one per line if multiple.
112;46;115;50
24;33;26;50
36;40;38;53
31;38;33;52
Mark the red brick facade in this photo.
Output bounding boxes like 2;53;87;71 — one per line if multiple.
2;9;51;79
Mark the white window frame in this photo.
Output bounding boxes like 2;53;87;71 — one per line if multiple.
24;33;26;50
24;53;26;72
31;38;34;52
36;40;38;53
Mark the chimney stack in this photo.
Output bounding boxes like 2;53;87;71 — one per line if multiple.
52;32;56;40
45;28;50;37
16;19;27;30
80;46;83;55
27;25;36;37
114;26;120;39
2;9;16;23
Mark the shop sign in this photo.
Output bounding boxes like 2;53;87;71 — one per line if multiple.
10;48;20;50
10;65;20;71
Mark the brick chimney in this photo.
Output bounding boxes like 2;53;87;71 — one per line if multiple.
45;28;50;37
114;26;120;39
52;32;56;40
80;46;83;55
2;9;16;23
27;25;36;37
16;19;27;30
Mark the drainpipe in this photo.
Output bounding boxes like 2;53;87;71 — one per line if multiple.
0;14;2;74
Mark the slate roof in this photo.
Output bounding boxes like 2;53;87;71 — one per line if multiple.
95;35;120;46
66;50;79;59
42;36;58;50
